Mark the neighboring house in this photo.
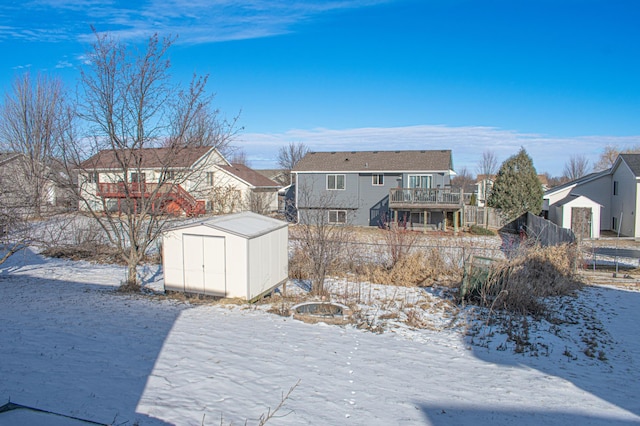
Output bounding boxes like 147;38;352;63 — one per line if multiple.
78;147;280;216
543;153;640;238
475;174;495;207
538;174;550;192
0;152;64;213
292;150;462;228
255;169;290;187
215;163;281;214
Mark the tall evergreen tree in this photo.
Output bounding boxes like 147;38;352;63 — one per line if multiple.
488;148;543;220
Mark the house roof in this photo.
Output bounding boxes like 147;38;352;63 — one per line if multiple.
80;146;214;170
218;163;281;188
0;152;21;166
255;169;287;179
476;174;495;182
538;174;549;186
543;169;610;197
292;150;453;172
618;153;640;177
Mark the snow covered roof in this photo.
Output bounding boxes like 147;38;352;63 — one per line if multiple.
170;211;288;238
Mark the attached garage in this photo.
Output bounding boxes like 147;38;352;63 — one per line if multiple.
163;212;289;301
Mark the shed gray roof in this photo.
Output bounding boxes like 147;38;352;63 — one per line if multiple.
293;150;453;172
173;211;288;239
619;153;640;177
555;194;602;208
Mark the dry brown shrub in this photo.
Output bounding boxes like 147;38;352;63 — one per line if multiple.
42;244;124;264
360;248;462;287
288;246;311;280
471;243;583;314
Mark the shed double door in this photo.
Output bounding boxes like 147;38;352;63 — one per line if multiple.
182;234;226;296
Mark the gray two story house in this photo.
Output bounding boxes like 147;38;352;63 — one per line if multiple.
292;149;462;228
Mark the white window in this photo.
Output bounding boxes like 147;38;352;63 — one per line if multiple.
87;172;99;183
328;210;347;224
327;174;345;190
206;172;214;186
408;175;431;188
160;170;176;181
130;172;146;183
372;174;384;186
613;181;619;196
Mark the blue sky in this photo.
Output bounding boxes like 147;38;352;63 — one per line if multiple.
1;0;639;176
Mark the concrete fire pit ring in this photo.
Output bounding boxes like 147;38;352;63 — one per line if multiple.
291;302;352;325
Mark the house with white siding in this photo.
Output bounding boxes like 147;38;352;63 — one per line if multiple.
78;147;280;216
543;153;640;238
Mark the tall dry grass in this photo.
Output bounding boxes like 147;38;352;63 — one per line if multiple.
464;243;583;314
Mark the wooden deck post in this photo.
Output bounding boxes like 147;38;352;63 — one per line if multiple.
423;209;427;233
454;210;459;234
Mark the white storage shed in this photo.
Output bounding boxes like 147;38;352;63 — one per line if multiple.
163;212;289;301
552;194;602;239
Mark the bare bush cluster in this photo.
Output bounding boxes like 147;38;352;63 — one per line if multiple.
463;243;584;315
290;234;465;289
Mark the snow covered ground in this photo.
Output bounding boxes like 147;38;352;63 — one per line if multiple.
1;247;639;425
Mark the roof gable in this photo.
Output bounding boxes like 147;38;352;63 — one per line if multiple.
293;150;453;172
543;169;610;197
0;152;22;166
618;153;640;177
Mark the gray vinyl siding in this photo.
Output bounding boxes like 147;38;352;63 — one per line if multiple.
357;173;400;226
296;173;359;209
295;170;454;226
297;172;397;226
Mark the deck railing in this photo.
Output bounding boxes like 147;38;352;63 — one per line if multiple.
389;188;470;207
96;181;205;215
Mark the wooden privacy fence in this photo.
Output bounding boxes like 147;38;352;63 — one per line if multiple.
463;206;506;229
503;212;575;247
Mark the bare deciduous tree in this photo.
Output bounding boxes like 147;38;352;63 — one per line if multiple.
277;142;309;185
229;148;249;166
57;32;238;289
477;150;498;178
476;150;499;211
594;145;620;171
0;73;72;218
208;185;243;215
292;187;352;296
594;144;640;171
246;191;272;215
563;154;590;181
451;166;475;193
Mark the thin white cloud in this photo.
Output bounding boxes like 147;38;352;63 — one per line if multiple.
4;0;391;44
55;60;73;69
238;125;640;176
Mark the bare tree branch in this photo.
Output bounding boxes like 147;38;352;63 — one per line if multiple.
563;154;590;180
277;142;309;185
